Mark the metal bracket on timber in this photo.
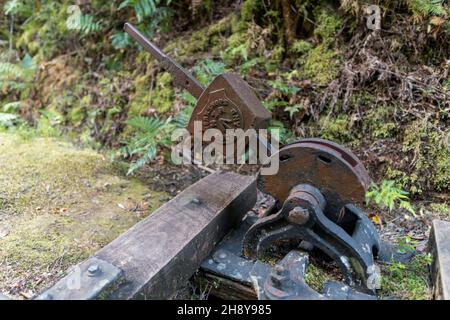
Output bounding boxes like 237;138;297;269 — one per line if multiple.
37;171;256;300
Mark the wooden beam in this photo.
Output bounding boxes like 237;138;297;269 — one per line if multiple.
430;219;450;300
93;171;256;299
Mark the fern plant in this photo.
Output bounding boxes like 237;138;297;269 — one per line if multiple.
66;5;103;36
194;59;225;85
118;0;167;22
122;116;175;175
284;104;304;119
239;57;261;75
268;120;295;145
111;0;173;49
265;78;302;119
111;32;132;49
365;180;416;216
0;53;36;95
0;113;20;128
409;0;447;18
4;0;21;15
267;79;300;96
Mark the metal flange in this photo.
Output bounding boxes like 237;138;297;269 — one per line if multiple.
259;138;371;226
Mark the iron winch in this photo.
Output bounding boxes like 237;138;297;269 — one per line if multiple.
201;139;412;299
34;24;413;300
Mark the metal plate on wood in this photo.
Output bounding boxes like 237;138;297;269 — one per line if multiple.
36;257;123;300
93;171;256;299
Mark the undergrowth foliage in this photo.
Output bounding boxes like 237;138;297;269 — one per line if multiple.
0;0;448;196
121;116;174;175
365;180;415;216
66;5;103;36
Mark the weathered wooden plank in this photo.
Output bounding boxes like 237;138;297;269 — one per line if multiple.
430;219;450;300
92;171;256;299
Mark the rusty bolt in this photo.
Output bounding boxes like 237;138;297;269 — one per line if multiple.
288;207;309;225
270;265;290;288
212;250;228;263
274;265;285;275
218;252;227;259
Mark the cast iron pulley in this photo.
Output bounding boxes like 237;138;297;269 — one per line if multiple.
243;139;380;290
258;138;371;225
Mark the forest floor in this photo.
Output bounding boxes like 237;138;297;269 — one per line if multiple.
0;132;168;299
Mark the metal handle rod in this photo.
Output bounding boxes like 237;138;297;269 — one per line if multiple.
124;23;205;99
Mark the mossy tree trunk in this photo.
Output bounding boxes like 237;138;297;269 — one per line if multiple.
280;0;301;47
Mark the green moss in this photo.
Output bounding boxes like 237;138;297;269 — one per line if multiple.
379;253;432;300
0;132;167;297
69;105;86;126
264;44;285;73
313;8;343;45
71;94;92;124
291;40;313;55
129;75;151;117
384;167;412;191
303;44;340;85
128;71;174;116
363;105;397;139
36;117;62;138
401;119;450;193
188;31;211;55
298;7;342;85
429;203;450;216
164;15;233;63
240;0;263;28
319;115;356;144
152;72;174;113
304;263;329;293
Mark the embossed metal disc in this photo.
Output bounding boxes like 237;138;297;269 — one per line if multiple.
258;138;371;223
202;98;244;133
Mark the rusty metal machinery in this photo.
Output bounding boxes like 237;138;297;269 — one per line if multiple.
201;139;413;299
124;23;271;136
124;25;413;299
31;24;413;301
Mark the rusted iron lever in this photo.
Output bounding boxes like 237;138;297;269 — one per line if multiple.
124;23;204;99
124;22;274;156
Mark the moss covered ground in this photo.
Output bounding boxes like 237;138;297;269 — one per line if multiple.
0;133;167;299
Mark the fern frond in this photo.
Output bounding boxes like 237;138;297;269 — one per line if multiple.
173;106;193;128
66;5;102;35
410;0;446;18
0;112;19;127
0;62;24;78
123;115;176;174
365;180;416;215
126;116;166;132
2;101;21;112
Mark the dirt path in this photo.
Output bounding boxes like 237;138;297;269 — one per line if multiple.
0;133;168;299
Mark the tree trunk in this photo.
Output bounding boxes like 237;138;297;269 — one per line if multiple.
280;0;300;47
